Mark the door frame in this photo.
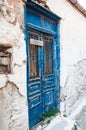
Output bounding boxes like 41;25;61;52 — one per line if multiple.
25;0;61;128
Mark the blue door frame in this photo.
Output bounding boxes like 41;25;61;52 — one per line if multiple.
24;0;60;128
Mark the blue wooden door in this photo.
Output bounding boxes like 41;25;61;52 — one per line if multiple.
28;31;57;128
26;1;60;128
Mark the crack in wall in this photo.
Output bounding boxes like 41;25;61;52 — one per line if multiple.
0;80;24;97
0;81;28;130
14;60;26;68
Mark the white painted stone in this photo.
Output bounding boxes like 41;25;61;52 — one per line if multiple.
64;60;86;130
0;19;23;46
8;62;26;96
44;116;75;130
47;1;86;130
69;98;86;130
0;0;28;130
13;43;26;66
36;125;42;130
0;83;28;130
0;75;7;89
0;0;86;130
47;0;86;87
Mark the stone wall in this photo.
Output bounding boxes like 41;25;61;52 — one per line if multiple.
65;59;86;130
32;0;49;8
0;0;28;130
0;0;86;130
47;0;86;129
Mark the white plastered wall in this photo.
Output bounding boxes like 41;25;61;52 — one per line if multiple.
47;0;86;87
47;0;86;129
0;0;28;130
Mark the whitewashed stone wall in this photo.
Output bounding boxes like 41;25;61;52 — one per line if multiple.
0;0;28;130
47;0;86;129
0;0;86;130
65;59;86;130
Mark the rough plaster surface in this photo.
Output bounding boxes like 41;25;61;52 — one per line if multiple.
47;0;86;86
44;116;75;130
47;0;86;130
0;0;28;130
32;0;49;8
64;59;86;130
0;0;86;130
0;82;28;130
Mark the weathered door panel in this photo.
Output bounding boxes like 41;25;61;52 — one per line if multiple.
42;74;56;111
28;32;58;128
42;36;56;112
28;32;43;128
29;78;42;128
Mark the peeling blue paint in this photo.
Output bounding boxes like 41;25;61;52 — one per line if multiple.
25;0;61;128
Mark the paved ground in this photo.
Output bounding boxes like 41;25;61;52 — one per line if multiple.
44;116;75;130
51;120;68;130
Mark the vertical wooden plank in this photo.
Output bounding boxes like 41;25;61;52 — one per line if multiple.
52;38;58;109
56;21;60;109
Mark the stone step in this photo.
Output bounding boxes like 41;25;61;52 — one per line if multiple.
43;116;75;130
36;115;81;130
